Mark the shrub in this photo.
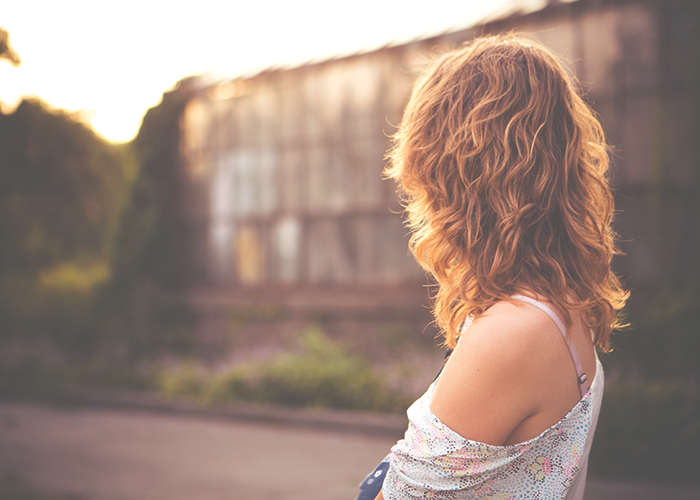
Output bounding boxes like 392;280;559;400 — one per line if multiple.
251;328;400;410
161;327;413;413
590;380;700;484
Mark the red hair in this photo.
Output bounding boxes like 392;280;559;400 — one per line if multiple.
386;34;628;350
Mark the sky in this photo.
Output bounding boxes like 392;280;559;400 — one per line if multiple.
0;0;538;143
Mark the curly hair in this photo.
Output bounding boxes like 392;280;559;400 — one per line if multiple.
386;33;628;351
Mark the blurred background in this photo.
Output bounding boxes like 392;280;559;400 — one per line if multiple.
1;0;699;499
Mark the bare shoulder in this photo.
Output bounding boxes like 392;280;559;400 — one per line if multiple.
429;299;564;446
465;299;562;356
447;300;564;378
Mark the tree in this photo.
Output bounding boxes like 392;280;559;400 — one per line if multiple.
94;81;194;359
0;99;128;345
0;26;21;66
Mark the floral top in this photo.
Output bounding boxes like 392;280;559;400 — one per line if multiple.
381;356;604;500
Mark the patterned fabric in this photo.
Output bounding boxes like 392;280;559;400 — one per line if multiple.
382;357;603;500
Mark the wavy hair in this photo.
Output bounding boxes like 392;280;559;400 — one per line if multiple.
386;34;628;351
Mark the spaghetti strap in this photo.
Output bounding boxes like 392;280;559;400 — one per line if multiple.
511;295;589;398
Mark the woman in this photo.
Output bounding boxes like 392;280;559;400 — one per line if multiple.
355;34;628;500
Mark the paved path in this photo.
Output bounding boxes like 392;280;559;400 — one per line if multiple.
1;401;393;500
1;401;698;500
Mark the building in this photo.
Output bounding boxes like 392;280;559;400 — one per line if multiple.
176;0;698;347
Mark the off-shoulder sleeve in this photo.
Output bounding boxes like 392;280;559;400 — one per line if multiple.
381;383;529;499
380;365;602;500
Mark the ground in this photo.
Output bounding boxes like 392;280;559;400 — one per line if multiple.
1;401;699;500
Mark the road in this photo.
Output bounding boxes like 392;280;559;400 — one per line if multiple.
1;401;698;500
0;401;393;500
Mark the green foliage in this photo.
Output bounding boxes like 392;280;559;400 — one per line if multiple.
109;86;189;290
0;77;195;366
0;82;194;362
0;99;128;346
603;292;700;382
592;291;700;485
590;381;699;484
247;328;402;410
160;328;413;412
0;100;126;270
94;84;194;360
159;362;208;398
0;341;154;400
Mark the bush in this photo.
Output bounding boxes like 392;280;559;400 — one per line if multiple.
590;380;700;484
0;99;128;349
604;293;700;382
589;291;700;485
93;83;195;361
160;328;413;412
248;328;402;410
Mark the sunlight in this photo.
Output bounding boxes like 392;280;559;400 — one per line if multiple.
0;0;515;143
